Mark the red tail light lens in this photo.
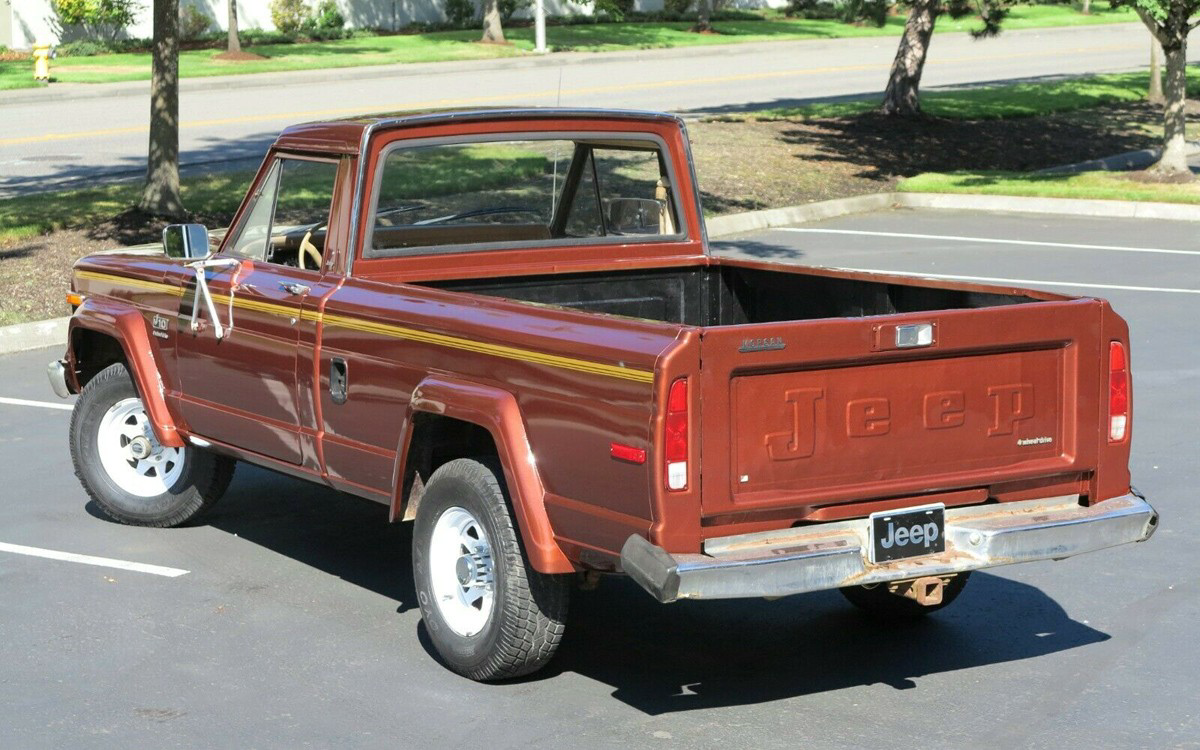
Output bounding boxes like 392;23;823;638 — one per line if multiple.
665;378;688;491
1108;341;1129;442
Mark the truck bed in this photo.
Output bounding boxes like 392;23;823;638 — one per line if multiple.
422;261;1035;326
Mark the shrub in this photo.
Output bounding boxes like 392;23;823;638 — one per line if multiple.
57;39;109;56
593;0;635;19
179;3;214;40
444;0;476;26
835;0;889;26
499;0;531;21
664;0;691;14
312;0;345;29
269;0;310;33
50;0;141;41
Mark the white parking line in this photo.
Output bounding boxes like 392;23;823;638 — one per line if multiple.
776;228;1200;257
0;542;189;577
0;396;73;411
840;268;1200;295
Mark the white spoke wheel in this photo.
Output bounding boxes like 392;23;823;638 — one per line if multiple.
413;458;570;681
70;362;235;527
96;397;185;498
428;507;496;637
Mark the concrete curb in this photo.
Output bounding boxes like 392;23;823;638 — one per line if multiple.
0;316;70;356
3;188;1199;355
1037;142;1200;175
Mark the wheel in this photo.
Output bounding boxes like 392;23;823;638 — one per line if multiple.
70;362;235;527
840;572;971;620
412;458;570;681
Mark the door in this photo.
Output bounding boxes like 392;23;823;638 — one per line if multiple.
175;156;341;464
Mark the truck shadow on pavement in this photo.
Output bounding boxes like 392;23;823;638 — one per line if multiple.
88;464;1107;706
87;463;420;613
547;573;1107;713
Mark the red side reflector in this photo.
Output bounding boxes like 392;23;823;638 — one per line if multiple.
1108;341;1129;442
610;442;646;464
665;378;688;491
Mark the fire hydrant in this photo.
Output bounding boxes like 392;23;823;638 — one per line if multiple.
33;43;52;83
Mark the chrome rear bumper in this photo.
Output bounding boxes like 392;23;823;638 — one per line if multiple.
621;493;1158;603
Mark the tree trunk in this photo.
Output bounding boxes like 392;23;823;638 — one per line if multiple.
138;0;185;219
880;0;937;117
481;0;505;43
1154;39;1191;176
227;0;241;55
692;0;712;32
1148;36;1164;104
1081;0;1091;15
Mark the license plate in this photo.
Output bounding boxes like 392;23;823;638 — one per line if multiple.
869;504;945;563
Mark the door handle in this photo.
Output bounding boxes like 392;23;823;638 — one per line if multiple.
279;282;310;296
330;358;348;405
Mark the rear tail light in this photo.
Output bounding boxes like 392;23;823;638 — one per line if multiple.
665;378;689;491
1108;341;1129;442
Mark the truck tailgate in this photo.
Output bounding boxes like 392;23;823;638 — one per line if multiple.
698;298;1101;517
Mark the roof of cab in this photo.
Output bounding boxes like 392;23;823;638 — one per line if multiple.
272;107;685;155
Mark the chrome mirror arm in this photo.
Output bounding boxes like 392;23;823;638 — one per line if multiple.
186;257;240;340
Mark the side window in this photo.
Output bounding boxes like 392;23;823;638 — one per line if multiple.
226;157;339;268
364;136;681;257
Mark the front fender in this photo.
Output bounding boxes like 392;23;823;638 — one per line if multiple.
393;375;573;575
68;297;185;448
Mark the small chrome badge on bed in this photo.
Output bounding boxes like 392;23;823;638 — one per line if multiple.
740;337;786;353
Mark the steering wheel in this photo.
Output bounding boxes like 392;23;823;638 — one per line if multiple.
298;221;327;271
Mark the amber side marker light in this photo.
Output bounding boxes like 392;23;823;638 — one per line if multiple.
66;292;84;307
1109;341;1129;442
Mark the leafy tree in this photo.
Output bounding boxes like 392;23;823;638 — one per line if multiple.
881;0;1011;116
138;0;185;219
1112;0;1200;175
50;0;140;42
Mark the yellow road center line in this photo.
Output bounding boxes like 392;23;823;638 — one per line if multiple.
0;43;1138;147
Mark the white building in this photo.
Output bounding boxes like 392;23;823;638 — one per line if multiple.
3;0;688;49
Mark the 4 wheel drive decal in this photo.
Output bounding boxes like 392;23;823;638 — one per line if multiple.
75;271;655;384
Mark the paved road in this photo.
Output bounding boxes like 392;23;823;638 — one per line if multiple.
0;207;1195;748
0;22;1187;196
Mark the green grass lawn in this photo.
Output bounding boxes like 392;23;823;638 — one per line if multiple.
0;171;256;245
898;171;1200;204
745;68;1200;121
0;2;1136;90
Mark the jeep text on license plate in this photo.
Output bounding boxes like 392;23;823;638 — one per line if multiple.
869;504;946;563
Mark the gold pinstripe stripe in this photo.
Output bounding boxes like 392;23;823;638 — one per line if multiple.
76;271;655;384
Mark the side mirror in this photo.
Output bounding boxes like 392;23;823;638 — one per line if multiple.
606;198;665;235
163;223;212;259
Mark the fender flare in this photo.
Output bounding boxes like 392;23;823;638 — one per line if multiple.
68;297;185;448
392;375;573;574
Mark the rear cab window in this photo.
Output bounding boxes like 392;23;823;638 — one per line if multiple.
363;134;684;259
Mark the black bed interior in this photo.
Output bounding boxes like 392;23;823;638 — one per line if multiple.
421;266;1033;326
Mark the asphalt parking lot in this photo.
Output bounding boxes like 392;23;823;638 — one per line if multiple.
1;208;1196;749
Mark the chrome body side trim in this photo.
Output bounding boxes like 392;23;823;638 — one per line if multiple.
620;493;1159;603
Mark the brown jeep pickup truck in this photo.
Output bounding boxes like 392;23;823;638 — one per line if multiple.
48;108;1158;681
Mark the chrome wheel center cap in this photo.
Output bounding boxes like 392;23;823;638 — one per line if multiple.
129;437;152;460
455;555;476;587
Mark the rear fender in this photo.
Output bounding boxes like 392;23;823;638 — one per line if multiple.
392;375;574;574
68;297;185;448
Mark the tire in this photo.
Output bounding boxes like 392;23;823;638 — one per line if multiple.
840;572;971;620
412;458;570;681
70;362;235;527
